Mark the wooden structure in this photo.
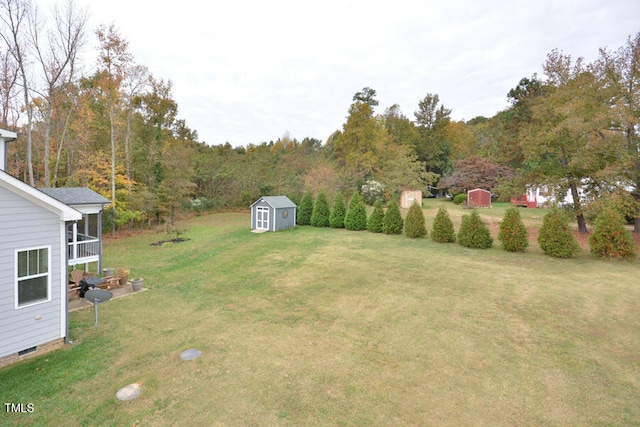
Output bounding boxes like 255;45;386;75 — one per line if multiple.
250;196;297;232
399;190;422;209
468;188;491;208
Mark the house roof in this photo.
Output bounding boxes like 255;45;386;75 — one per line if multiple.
0;170;82;221
39;187;110;206
251;195;296;209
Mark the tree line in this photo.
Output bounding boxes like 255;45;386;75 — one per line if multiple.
1;1;638;234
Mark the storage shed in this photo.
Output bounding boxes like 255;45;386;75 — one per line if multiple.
250;196;297;232
468;188;491;208
399;190;422;209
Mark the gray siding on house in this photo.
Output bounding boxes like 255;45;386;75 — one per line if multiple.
0;186;65;359
250;197;296;231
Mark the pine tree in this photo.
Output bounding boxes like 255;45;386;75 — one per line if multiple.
329;192;346;228
297;192;313;226
537;207;579;258
431;206;456;243
458;210;493;249
310;192;330;227
382;199;403;234
344;192;367;230
589;207;637;260
498;206;529;252
367;200;385;233
404;201;427;238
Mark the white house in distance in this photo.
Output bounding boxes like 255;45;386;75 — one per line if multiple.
0;128;108;368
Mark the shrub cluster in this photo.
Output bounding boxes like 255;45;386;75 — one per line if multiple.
458;210;493;249
329;192;346;228
367;200;385;233
431;206;456;243
344;192;367;230
498;206;528;252
310;192;330;227
297;193;313;225
382;199;403;234
537;207;579;258
453;193;467;205
404;202;427;238
589;207;637;260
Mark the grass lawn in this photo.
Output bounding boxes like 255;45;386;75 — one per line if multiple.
2;202;640;426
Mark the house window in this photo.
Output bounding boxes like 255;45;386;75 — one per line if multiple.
16;246;50;307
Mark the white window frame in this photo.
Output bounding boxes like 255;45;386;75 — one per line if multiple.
15;245;51;309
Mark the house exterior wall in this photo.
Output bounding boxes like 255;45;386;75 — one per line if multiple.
0;186;66;362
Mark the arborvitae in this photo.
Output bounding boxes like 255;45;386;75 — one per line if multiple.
498;206;529;252
537;207;579;258
329;192;346;228
382;199;403;235
310;192;330;227
404;201;427;238
367;200;385;233
589;207;637;260
458;210;493;249
431;206;456;243
344;192;367;231
297;192;314;226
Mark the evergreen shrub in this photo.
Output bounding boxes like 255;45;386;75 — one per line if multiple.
382;199;403;235
367;200;385;233
431;206;456;243
404;202;427;238
537;207;579;258
329;192;346;228
344;192;367;230
589;207;637;260
498;206;529;252
297;193;314;226
458;210;493;249
310;192;330;227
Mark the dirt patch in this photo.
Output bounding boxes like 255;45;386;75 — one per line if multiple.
150;237;191;246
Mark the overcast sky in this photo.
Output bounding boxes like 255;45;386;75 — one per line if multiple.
50;0;640;146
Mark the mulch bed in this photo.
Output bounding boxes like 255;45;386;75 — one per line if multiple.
150;237;191;246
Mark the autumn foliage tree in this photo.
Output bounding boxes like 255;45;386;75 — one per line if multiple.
438;155;513;196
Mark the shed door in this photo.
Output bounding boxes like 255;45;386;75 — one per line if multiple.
256;206;269;230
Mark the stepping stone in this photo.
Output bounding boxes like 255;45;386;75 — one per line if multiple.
116;382;141;401
180;348;201;361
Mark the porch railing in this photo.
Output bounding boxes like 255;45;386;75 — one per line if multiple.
68;235;100;262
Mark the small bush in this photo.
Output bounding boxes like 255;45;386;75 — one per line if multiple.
367;200;385;233
382;199;404;235
453;193;467;205
404;202;427;238
297;193;314;225
458;210;493;249
344;192;367;231
329;192;346;228
498;206;529;252
431;206;456;243
589;207;637;260
310;192;330;227
537;207;579;258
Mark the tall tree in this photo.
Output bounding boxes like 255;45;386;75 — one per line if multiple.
352;86;378;108
96;23;131;206
598;33;640;233
1;0;35;184
413;93;452;175
31;0;87;187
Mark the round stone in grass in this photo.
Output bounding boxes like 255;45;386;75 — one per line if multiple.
180;348;201;361
116;382;141;401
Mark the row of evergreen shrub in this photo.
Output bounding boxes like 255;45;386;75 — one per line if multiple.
298;193;637;260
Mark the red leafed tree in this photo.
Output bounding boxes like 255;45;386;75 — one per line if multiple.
438;156;514;194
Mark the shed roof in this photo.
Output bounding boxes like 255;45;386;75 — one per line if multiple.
39;187;110;205
251;195;296;209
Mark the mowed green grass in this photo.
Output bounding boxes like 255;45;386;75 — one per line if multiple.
2;204;640;426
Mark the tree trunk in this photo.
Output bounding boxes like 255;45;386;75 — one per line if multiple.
569;181;588;234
